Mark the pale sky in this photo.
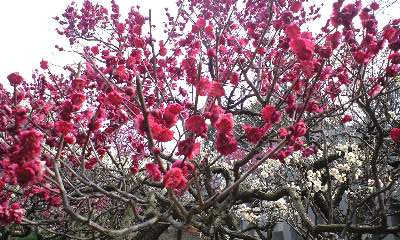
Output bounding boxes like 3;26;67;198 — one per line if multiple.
0;0;398;87
0;0;175;85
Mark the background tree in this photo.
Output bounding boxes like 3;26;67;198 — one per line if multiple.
1;0;400;239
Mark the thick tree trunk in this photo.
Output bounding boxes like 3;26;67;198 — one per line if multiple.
132;223;169;240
